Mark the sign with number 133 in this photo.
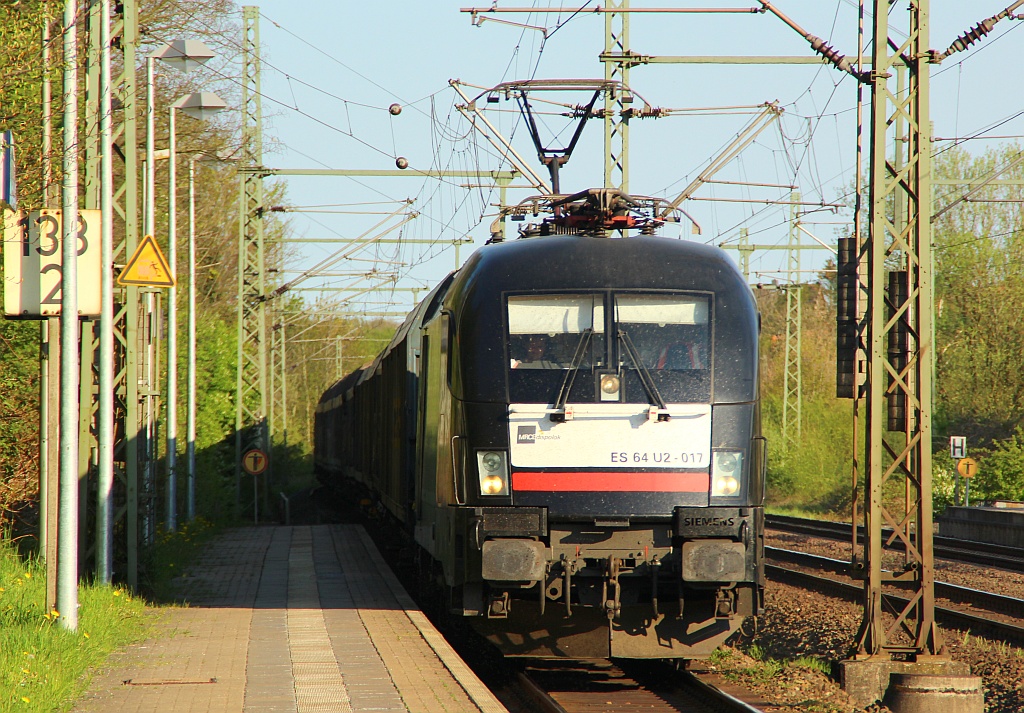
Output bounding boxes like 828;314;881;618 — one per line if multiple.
3;208;102;318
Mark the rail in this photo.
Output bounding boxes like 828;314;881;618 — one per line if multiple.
515;659;765;713
765;551;1024;645
766;514;1024;571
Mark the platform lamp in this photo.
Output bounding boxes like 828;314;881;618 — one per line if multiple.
143;39;217;535
185;146;236;523
167;91;228;530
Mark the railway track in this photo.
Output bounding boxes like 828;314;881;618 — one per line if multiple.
766;514;1024;571
767;546;1024;618
765;547;1024;645
515;659;766;713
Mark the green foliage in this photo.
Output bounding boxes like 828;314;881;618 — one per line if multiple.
0;1;49;521
755;143;1024;515
744;656;785;685
790;655;833;676
933;144;1024;441
972;426;1024;502
762;394;857;511
0;319;40;517
140;516;218;601
708;647;734;666
187;316;238;521
757;285;862;514
0;539;149;712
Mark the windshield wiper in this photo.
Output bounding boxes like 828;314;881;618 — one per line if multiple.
551;328;594;422
618;329;669;419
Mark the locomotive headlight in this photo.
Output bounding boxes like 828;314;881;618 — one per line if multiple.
711;450;743;497
477;451;509;496
599;374;621;401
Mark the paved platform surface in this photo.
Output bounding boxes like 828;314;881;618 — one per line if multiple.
73;525;508;713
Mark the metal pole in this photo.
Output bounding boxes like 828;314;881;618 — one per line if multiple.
166;107;178;531
40;4;58;613
280;321;288;447
58;0;80;632
145;56;154;237
96;0;114;583
42;9;53;204
187;157;197;521
143;54;157;542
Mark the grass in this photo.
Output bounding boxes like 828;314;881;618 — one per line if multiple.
959;630;1024;659
0;516;220;711
140;516;218;602
0;540;149;712
717;644;835;685
764;505;847;521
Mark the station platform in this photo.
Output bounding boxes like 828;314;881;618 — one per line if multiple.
73;524;508;713
937;504;1024;547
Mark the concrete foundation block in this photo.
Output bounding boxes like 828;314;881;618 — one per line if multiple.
882;673;984;713
838;658;972;708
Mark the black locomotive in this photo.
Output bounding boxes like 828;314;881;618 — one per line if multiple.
315;190;765;659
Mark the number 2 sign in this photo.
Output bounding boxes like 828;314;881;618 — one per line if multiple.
3;208;101;318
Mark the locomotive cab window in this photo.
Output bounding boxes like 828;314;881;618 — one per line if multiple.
615;295;709;370
507;295;604;370
507;295;605;403
615;293;711;403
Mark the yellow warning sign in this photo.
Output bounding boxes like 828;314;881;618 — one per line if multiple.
117;234;176;287
957;457;978;479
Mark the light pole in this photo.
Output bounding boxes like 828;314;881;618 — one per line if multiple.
146;39;216;532
167;92;227;530
182;144;233;524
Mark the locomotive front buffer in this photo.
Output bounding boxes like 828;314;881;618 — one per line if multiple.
465;505;764;659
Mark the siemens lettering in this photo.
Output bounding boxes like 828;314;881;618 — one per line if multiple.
681;516;736;527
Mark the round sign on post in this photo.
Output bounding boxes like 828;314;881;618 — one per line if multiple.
956;457;978;479
242;448;268;476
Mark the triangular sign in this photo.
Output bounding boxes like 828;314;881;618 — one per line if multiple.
117;234;176;287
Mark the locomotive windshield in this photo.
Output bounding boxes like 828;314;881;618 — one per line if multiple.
506;292;711;403
507;295;605;370
615;294;709;371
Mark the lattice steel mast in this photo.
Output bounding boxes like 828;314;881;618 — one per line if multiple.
83;0;143;588
236;5;270;509
855;0;939;657
603;0;629;191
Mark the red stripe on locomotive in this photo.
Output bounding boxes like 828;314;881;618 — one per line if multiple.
511;470;709;492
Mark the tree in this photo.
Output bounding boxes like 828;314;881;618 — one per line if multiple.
933;144;1024;443
973;427;1024;502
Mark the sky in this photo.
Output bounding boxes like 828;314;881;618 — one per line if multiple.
218;1;1024;323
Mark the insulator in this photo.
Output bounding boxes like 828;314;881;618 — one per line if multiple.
807;34;851;74
942;18;996;58
388;103;402;116
886;271;909;431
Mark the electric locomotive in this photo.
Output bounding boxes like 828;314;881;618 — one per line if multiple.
315;190;765;659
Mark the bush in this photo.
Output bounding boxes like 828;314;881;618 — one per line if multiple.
763;394;857;513
973;426;1024;502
